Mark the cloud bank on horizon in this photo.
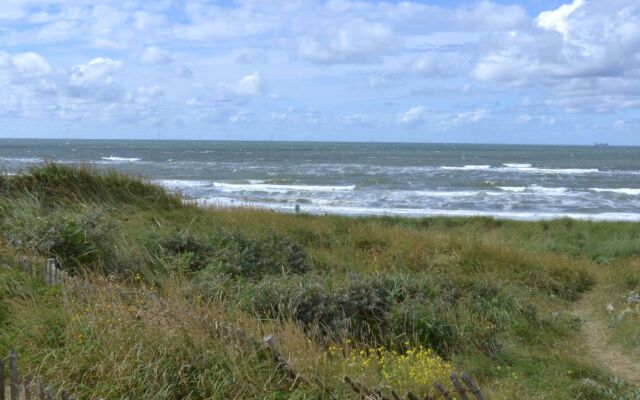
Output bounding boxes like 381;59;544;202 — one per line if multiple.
0;0;639;144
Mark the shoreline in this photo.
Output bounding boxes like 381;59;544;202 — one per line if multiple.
192;198;640;222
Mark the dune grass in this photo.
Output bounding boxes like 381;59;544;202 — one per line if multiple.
0;164;638;399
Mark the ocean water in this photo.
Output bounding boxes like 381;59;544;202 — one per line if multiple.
1;139;640;221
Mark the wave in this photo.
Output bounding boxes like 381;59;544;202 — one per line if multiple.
503;166;599;174
439;164;601;175
212;182;356;193
156;179;212;189
498;186;568;195
440;165;490;171
0;157;42;163
101;156;141;162
503;163;532;168
193;197;640;222
408;190;488;197
590;188;640;195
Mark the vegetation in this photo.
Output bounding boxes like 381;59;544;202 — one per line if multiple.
0;164;638;399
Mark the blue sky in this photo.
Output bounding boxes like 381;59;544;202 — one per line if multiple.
1;0;639;144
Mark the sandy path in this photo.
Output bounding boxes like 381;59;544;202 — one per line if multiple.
572;292;640;386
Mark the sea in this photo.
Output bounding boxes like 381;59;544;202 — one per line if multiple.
1;139;639;221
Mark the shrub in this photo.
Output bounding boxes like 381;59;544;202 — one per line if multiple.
1;202;114;272
247;273;448;343
156;231;214;271
214;231;309;278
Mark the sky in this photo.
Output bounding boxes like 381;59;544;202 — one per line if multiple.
0;0;639;144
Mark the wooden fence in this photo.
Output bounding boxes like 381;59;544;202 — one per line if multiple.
17;257;65;286
1;350;75;400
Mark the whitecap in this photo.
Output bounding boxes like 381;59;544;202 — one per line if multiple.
101;156;141;162
498;186;568;194
156;179;212;189
440;165;491;171
590;188;640;195
212;182;356;193
503;163;532;168
498;186;527;192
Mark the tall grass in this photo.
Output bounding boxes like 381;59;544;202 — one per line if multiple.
0;164;638;399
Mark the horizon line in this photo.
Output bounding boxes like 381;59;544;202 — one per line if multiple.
0;137;634;148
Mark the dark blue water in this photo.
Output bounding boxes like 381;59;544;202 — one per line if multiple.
1;139;639;220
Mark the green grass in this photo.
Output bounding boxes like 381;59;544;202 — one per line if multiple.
0;164;639;399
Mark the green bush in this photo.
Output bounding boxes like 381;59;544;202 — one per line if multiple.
1;203;114;272
214;231;309;278
156;231;214;271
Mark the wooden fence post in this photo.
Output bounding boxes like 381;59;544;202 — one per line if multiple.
460;372;485;400
0;355;5;400
432;382;452;400
406;392;420;400
22;257;29;276
37;377;45;400
9;351;18;400
24;382;31;400
450;373;470;400
47;259;56;286
263;334;305;387
343;376;389;400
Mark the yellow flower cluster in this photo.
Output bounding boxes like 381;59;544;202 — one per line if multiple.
326;341;453;395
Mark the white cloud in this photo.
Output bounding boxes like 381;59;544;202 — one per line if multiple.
472;0;640;111
397;106;430;125
219;72;264;98
67;57;123;101
70;57;122;85
0;51;51;81
298;20;396;64
451;108;490;125
536;0;585;36
139;46;173;65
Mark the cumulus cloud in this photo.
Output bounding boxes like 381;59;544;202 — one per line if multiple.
219;72;264;98
298;20;396;64
397;106;430;125
450;108;490;125
0;51;51;81
0;0;639;139
67;57;123;101
472;0;640;111
70;57;122;85
139;46;173;65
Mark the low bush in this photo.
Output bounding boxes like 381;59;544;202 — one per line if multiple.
213;231;309;278
1;201;114;272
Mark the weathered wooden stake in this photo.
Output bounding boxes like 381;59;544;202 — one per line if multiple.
0;356;5;400
22;257;29;276
343;376;389;400
9;351;18;400
450;373;470;400
460;372;485;400
263;334;304;387
406;392;420;400
432;382;452;400
45;385;53;400
37;377;45;400
47;259;56;286
41;261;47;285
24;382;31;400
